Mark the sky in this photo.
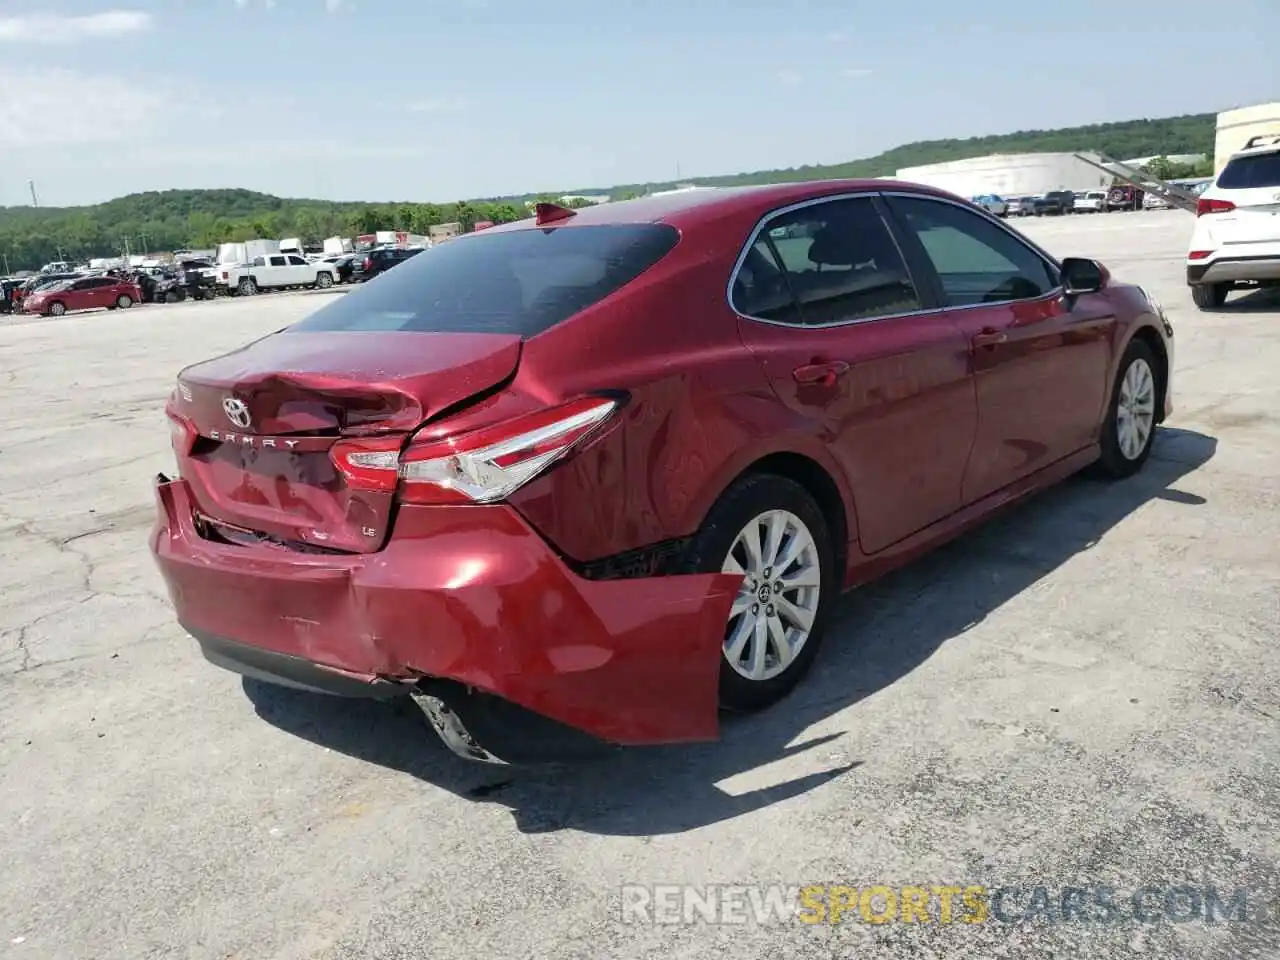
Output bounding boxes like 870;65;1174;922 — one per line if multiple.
0;0;1276;207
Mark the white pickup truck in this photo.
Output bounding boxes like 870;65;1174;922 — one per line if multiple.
217;253;337;296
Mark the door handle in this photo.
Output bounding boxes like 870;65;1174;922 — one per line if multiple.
971;329;1008;348
792;360;850;386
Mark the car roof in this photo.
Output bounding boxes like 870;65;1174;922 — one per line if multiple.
483;180;961;234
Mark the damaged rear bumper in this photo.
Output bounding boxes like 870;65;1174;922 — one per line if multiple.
150;477;739;762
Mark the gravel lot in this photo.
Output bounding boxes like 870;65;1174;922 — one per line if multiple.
2;210;1278;959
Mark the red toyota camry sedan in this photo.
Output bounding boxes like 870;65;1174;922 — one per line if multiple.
151;181;1174;763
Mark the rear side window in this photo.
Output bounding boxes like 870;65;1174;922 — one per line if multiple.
292;224;680;337
1217;153;1280;189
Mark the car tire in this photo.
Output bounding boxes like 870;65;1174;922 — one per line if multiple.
678;473;838;712
164;290;180;303
1191;283;1228;310
49;301;66;317
238;277;257;296
116;295;133;309
1093;339;1160;480
315;272;333;289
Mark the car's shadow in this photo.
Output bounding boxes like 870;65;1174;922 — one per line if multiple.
244;427;1217;835
1215;287;1280;313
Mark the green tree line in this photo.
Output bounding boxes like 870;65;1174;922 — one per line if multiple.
0;112;1217;273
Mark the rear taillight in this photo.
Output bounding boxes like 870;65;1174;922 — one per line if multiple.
165;404;197;468
1197;197;1235;217
330;396;621;504
1188;250;1212;261
363;257;373;271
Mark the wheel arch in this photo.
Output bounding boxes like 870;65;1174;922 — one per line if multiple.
712;450;852;580
1126;323;1170;424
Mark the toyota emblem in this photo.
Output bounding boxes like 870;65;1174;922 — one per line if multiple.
222;397;252;429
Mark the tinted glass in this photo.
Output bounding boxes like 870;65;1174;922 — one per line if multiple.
269;256;287;266
890;196;1058;307
1217;153;1280;189
733;197;921;325
292;224;680;337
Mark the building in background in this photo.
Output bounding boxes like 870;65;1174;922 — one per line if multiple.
1215;102;1280;173
894;152;1113;197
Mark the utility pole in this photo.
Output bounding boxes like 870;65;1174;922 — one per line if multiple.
139;234;149;256
122;236;131;260
27;180;38;207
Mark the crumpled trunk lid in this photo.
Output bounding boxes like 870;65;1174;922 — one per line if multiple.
172;330;521;553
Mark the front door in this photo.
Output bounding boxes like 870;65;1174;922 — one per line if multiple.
882;193;1116;504
733;194;978;555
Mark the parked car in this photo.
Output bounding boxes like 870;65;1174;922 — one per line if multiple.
12;272;83;310
1031;190;1075;215
21;275;142;316
970;194;1008;217
1006;196;1036;217
1106;185;1144;211
318;253;358;284
1186;134;1280;309
1074;190;1107;213
350;246;424;282
153;183;1175;764
218;253;338;296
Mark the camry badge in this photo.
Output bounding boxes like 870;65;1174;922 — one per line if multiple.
222;397;252;429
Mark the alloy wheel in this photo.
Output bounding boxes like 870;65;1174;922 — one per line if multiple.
720;509;822;682
1116;357;1155;460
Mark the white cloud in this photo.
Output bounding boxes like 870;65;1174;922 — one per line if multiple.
325;0;343;10
776;70;802;85
0;10;152;44
842;67;873;77
0;68;162;146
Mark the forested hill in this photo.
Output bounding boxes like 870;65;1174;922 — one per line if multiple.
0;112;1215;272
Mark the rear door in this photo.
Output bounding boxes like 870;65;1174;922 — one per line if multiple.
1205;150;1280;248
733;193;978;555
882;192;1115;503
265;255;289;287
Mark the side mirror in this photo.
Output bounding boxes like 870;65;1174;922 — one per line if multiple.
1061;257;1108;295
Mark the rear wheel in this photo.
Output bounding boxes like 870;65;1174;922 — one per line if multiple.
116;295;133;309
164;290;180;303
1191;283;1228;310
315;271;333;289
238;277;258;296
679;474;836;711
1094;339;1159;479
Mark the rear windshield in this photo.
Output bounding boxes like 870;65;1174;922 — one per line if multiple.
293;224;679;337
1217;153;1280;189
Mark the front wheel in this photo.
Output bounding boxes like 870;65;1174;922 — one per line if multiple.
116;295;133;309
315;272;333;289
1094;339;1160;479
1191;283;1228;310
49;302;66;317
679;474;837;712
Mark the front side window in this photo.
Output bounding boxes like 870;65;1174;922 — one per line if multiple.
888;195;1058;307
732;196;922;325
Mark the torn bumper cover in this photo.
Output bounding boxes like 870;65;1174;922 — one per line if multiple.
150;477;739;762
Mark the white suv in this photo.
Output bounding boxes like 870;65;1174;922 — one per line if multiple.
1186;134;1280;309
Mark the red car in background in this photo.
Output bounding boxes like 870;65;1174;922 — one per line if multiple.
22;275;143;316
151;182;1175;764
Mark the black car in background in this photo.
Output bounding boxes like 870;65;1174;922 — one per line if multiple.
350;246;424;282
1031;190;1076;215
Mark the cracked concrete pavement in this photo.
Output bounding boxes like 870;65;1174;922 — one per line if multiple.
1;212;1278;959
